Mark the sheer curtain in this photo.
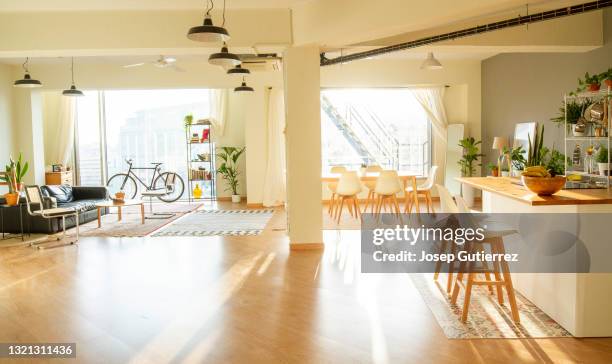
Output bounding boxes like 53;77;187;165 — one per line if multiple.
209;88;228;137
52;96;76;166
410;86;448;142
262;88;287;207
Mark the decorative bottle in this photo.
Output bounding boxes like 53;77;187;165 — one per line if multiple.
193;184;202;199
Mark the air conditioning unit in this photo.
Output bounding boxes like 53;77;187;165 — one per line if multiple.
238;53;282;72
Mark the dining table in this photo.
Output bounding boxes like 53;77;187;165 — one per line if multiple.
321;172;420;213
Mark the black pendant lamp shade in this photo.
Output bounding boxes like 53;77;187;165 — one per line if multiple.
187;15;230;43
227;64;250;75
208;43;241;68
234;78;254;92
62;57;84;97
14;58;42;88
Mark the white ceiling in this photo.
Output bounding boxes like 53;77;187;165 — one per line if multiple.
0;0;310;11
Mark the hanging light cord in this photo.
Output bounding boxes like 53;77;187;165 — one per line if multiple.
70;57;75;85
222;0;227;27
205;0;212;16
22;57;30;73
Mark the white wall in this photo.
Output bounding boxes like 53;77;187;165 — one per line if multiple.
0;64;14;193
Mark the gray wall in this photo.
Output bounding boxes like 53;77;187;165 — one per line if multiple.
482;10;612;168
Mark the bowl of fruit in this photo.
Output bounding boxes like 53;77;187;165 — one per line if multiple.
521;166;566;196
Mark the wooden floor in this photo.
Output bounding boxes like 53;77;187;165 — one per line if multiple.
0;202;611;363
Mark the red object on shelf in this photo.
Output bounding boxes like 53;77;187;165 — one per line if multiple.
201;129;210;143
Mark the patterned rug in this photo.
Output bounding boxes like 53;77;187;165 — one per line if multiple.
152;209;275;237
411;273;572;339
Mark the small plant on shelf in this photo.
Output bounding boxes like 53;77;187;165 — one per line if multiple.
550;99;588;127
596;146;610;176
184;114;194;128
458;137;484;177
600;68;612;88
572;72;601;95
217;146;245;203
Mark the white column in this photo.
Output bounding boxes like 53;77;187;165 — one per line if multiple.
13;89;45;185
283;45;323;250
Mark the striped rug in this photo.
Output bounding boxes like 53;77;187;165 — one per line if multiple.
152;209;275;237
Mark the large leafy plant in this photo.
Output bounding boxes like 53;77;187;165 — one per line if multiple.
1;154;29;194
216;146;245;195
550;100;587;126
458;137;484;177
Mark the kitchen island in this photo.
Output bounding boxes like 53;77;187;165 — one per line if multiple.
457;177;612;337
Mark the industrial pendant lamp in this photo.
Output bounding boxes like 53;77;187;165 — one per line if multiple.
62;57;84;97
187;0;230;43
227;64;250;76
14;58;42;88
420;52;443;70
208;42;241;68
234;77;254;92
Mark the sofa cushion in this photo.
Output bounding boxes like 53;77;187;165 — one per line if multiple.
43;185;74;204
59;199;100;213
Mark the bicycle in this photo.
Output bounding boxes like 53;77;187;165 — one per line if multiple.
106;159;185;202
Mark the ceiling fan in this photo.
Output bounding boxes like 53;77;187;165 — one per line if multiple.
122;56;185;72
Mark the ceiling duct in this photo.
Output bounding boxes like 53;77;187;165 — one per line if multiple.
320;0;612;66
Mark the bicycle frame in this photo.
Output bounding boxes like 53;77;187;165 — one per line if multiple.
120;162;166;191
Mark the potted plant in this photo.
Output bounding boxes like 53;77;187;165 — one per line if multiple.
596;146;609;176
502;145;527;177
577;72;601;93
184;113;194;128
550;100;587;132
486;162;499;177
1;154;28;206
217;146;245;203
522;125;567;195
458;137;484;207
601;68;612;89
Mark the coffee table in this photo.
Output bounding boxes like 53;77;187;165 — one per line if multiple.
95;200;145;228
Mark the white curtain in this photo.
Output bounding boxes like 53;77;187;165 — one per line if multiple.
262;88;287;207
209;88;228;137
410;86;448;142
51;96;76;166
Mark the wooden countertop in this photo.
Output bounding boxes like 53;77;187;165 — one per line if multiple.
457;177;612;206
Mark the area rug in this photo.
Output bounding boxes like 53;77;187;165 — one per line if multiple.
66;203;202;238
410;273;572;339
152;209;275;237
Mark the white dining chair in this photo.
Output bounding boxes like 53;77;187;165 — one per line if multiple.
328;166;347;216
362;165;383;213
405;165;438;213
374;170;403;216
334;171;362;223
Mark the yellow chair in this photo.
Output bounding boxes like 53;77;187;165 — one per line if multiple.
327;166;347;216
362;165;383;213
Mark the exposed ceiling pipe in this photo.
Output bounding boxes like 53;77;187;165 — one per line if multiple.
320;0;612;66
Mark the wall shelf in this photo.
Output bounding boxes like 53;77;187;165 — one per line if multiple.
186;123;216;201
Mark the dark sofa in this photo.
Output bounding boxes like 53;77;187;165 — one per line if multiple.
0;185;109;234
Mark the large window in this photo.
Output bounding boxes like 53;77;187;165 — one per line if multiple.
74;89;210;190
321;88;431;175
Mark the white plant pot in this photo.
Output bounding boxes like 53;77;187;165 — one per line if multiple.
461;184;476;208
231;194;241;203
501;171;510;177
598;163;610;176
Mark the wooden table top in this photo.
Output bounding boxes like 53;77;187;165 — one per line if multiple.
457;177;612;206
321;173;417;182
95;199;144;207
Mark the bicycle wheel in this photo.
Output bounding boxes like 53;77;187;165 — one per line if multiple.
107;173;138;199
153;172;185;202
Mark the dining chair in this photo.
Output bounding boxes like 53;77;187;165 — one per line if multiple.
334;171;362;223
405;165;438;213
328;166;347;216
24;185;79;248
434;184;460;293
362;165;383;213
452;194;520;323
373;170;403;216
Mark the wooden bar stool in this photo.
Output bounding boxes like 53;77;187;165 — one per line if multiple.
434;184;460;293
451;195;520;323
